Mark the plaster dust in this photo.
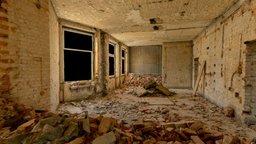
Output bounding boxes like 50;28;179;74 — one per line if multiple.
57;87;256;140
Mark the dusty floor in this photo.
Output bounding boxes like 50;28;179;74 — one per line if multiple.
57;87;256;140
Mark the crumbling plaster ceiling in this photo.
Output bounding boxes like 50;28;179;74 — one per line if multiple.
51;0;237;46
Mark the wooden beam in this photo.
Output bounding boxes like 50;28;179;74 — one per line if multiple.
193;61;206;96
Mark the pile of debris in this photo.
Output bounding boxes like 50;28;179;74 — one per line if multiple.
123;73;175;97
133;80;176;97
0;98;37;130
123;73;162;87
0;114;251;144
0;97;254;144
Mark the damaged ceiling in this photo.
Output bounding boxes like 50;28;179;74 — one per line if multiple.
51;0;238;46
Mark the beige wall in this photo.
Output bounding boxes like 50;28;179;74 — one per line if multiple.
162;42;193;89
49;1;60;111
193;0;256;122
57;23;128;100
59;21;104;101
106;37;129;91
129;45;162;74
0;0;51;110
0;0;128;110
244;41;256;125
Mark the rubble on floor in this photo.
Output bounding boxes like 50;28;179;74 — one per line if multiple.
57;89;256;143
0;96;254;144
124;74;175;97
124;73;162;87
1;92;256;143
0;98;37;130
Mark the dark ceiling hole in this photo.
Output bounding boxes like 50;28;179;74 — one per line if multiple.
149;18;163;24
0;0;3;7
35;0;41;9
150;18;157;24
235;92;240;98
184;2;189;6
180;11;186;16
153;26;159;30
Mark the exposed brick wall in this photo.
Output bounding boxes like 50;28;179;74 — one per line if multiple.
0;0;51;110
193;0;256;121
244;41;256;124
0;0;11;96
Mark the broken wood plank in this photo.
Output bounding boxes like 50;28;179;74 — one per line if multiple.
193;61;206;96
156;85;173;96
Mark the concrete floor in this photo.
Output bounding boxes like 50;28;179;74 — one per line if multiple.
57;87;256;141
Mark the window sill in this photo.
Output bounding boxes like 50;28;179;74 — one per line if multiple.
109;75;115;79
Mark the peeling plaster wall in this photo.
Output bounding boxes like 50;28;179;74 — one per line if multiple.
49;1;59;111
129;46;162;74
0;0;51;110
162;42;193;88
193;0;256;121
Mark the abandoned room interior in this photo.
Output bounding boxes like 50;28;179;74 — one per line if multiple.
0;0;256;143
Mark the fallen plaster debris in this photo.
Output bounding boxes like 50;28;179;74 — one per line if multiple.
0;94;256;143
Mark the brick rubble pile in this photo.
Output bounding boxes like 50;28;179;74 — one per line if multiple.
0;97;255;144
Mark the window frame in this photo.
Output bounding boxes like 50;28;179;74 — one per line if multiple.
109;42;116;78
121;48;125;76
63;28;94;82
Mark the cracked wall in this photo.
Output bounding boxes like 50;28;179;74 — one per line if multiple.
193;0;256;122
